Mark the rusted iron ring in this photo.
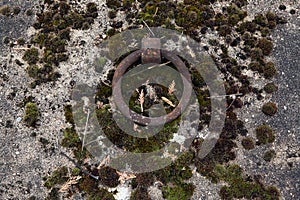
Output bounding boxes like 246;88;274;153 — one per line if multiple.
112;49;192;126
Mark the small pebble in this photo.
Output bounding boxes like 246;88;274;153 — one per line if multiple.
16;117;22;123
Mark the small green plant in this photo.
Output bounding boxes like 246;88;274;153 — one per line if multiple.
256;124;275;145
23;102;39;127
262;102;278;116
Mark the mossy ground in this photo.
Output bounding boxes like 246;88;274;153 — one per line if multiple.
40;0;282;199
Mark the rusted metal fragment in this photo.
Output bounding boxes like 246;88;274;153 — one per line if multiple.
141;38;161;64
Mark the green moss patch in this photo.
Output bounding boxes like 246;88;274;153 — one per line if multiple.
262;102;278;116
23;102;39;127
256;124;275;145
209;164;280;200
44;166;69;189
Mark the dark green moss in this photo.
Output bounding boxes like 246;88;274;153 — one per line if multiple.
26;9;34;16
46;188;60;200
212;164;280;200
44;166;69;189
257;38;273;56
79;176;98;194
249;62;264;73
64;105;75;125
263;61;277;79
23;102;39;127
254;14;268;26
87;188;115;200
263;149;276;162
17;38;26;45
0;5;11;17
256;124;275;145
262;102;278;116
13;6;21;15
260;27;270;37
250;48;264;60
162;183;195;200
87;2;98;13
27;65;40;79
23;48;39;65
98;166;120;188
130;187;151;200
61;127;80;148
264;83;278;93
241;137;255;150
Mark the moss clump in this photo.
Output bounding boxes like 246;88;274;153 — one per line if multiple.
264;83;278;94
250;48;263;60
264;83;278;93
87;188;115;200
44;166;69;189
256;124;275;145
98;166;120;188
211;164;280;200
263;61;277;79
241;137;255;150
46;188;60;200
64;105;75;125
0;5;11;17
61;127;88;163
130;187;151;200
262;102;278;116
263;149;276;162
23;102;39;127
26;65;40;79
23;48;39;65
12;6;21;15
257;38;273;56
162;183;195;200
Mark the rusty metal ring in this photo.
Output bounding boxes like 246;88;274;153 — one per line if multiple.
112;49;192;126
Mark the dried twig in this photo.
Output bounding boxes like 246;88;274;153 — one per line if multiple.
153;7;159;17
142;20;155;36
97;156;110;169
81;108;90;152
116;171;136;184
13;47;30;50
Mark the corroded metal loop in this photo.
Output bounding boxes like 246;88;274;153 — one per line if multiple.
112;47;192;126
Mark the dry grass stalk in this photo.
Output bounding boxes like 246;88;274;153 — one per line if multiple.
161;96;175;107
168;80;176;94
59;176;82;193
138;89;145;112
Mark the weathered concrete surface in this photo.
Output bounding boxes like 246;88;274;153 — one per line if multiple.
0;0;299;199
